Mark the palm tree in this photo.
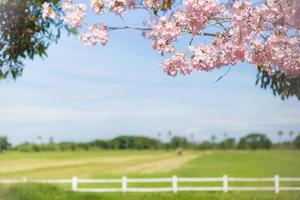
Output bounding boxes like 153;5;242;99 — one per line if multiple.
190;132;195;142
224;132;228;139
223;132;228;149
210;134;216;149
190;132;195;149
210;134;216;143
278;130;283;148
167;130;173;150
37;135;42;145
289;131;294;149
157;132;162;150
157;132;162;141
168;130;173;142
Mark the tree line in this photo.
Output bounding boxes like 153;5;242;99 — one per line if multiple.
0;132;300;152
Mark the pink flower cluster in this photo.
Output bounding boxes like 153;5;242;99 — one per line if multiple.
162;52;191;76
249;33;300;76
228;0;300;76
161;0;300;77
81;24;109;46
146;17;182;55
61;0;87;28
175;0;223;35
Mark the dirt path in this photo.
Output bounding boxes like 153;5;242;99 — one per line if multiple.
0;154;171;174
112;153;198;174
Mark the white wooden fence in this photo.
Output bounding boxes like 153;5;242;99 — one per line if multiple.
1;175;300;193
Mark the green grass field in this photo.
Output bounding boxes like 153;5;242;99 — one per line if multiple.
0;150;300;200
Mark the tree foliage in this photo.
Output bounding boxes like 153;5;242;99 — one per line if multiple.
110;136;160;149
170;136;189;149
0;0;68;79
238;133;272;150
0;135;11;152
294;135;300;149
10;133;280;152
256;68;300;100
220;138;236;149
0;0;299;101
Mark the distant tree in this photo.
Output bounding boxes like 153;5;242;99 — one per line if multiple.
210;134;216;143
170;136;188;149
197;141;213;150
167;130;173;142
89;140;110;149
238;133;272;150
220;138;236;150
157;132;162;141
223;132;228;149
190;132;195;149
190;133;195;142
209;134;217;149
0;135;11;152
111;136;160;150
37;135;43;145
48;136;54;144
294;135;300;149
289;131;294;149
278;130;283;147
16;142;41;152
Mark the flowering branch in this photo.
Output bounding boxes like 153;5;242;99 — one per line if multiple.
42;0;300;77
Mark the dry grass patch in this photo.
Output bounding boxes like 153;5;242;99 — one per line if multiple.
112;152;198;174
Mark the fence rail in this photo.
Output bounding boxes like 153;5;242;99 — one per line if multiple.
1;175;300;193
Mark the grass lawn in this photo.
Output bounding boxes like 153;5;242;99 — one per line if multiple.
0;150;300;199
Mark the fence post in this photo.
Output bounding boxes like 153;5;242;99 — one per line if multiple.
72;176;78;191
274;175;280;193
223;175;228;193
172;175;178;193
122;176;127;193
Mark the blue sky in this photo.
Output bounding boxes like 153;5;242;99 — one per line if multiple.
0;13;300;145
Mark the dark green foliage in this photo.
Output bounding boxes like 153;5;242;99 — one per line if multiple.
109;136;160;150
294;135;300;149
197;141;214;150
0;0;66;79
8;132;288;152
0;135;11;152
15;136;162;152
170;136;189;149
220;138;236;149
256;67;300;100
238;133;272;150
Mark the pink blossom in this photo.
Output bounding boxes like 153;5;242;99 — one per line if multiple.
146;17;181;55
175;0;223;35
248;32;300;77
81;24;109;46
61;0;87;28
162;52;191;76
52;0;300;77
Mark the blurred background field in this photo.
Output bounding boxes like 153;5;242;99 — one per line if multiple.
1;150;300;200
